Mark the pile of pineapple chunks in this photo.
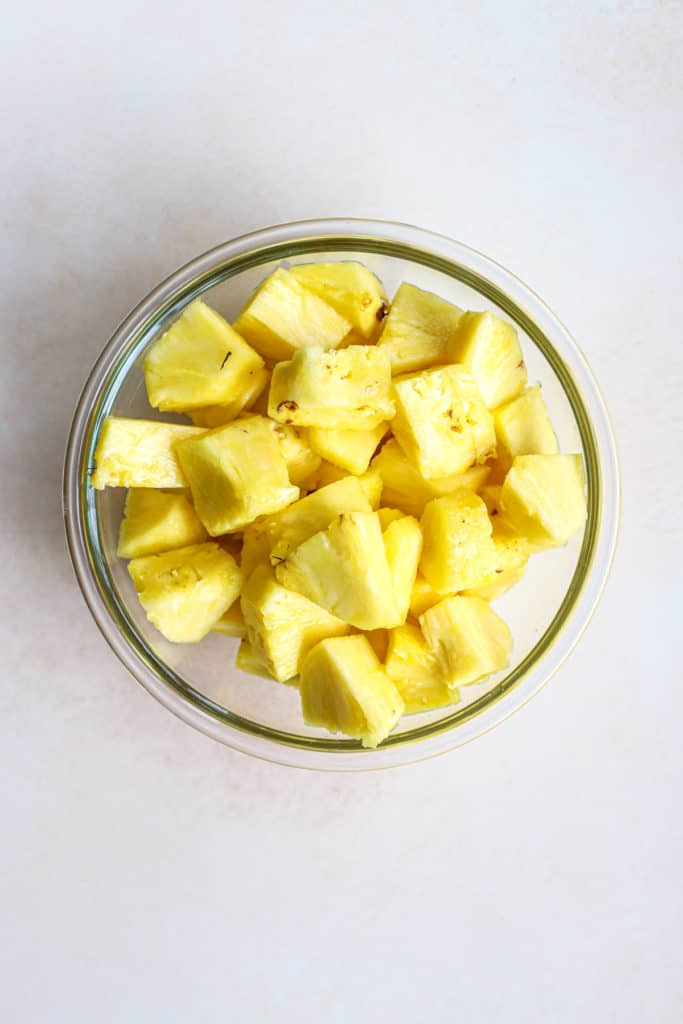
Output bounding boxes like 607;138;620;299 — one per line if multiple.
92;262;587;748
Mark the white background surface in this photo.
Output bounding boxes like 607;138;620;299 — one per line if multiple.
2;2;682;1021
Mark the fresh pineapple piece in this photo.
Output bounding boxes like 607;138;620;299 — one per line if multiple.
91;418;205;490
391;365;495;479
464;533;531;601
359;467;383;509
493;385;558;458
269;344;394;430
420;490;496;593
289;261;388;340
143;300;264;412
235;639;274;679
298;462;382;508
500;454;587;548
275;510;400;630
376;282;463;374
408;574;446;617
382;515;422;623
267;476;374;565
300;635;404;748
420;595;512;691
307;421;389;475
128;542;242;643
117;488;207;558
448;310;527;409
233;268;351;362
188;367;270;427
263;419;321;486
240;521;273;578
384;623;452;714
211;599;247;637
364;629;389;661
371;438;490;517
176;416;298;535
377;507;405;530
241;565;350;682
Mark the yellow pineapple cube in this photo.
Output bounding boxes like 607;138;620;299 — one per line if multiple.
307;421;389;475
188;367;270;427
269;344;394;429
300;635;404;747
420;490;496;593
449;310;527;409
391;365;495;479
117;488;207;558
235;639;273;679
500;454;586;547
211;599;247;637
128;542;242;643
385;623;452;713
240;520;273;578
143;300;264;412
267;475;374;565
233;268;351;362
263;419;321;486
289;261;388;340
377;507;405;530
91;418;205;490
382;515;423;623
176;416;298;535
275;510;400;630
241;565;350;682
464;533;531;601
493;385;558;459
420;595;512;691
371;438;490;516
408;574;446;617
377;282;462;374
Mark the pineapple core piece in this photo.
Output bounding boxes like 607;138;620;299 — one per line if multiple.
391;365;495;479
128;542;242;643
448;310;527;410
420;490;497;594
420;595;512;691
500;454;587;548
117;488;207;558
289;261;388;340
176;415;299;535
233;268;351;362
275;510;400;630
382;515;423;623
464;533;531;601
385;623;452;714
492;385;558;459
376;282;463;375
307;421;389;475
211;599;247;637
143;300;264;413
189;367;270;428
241;565;350;683
91;417;205;489
269;344;394;430
371;438;490;517
300;635;404;748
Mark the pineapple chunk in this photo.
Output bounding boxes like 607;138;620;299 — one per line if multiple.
377;282;463;374
420;595;512;691
307;421;389;475
300;635;404;748
211;599;247;637
91;417;205;489
269;345;394;429
241;565;350;682
385;623;452;713
128;542;242;643
176;416;299;535
143;300;264;412
448;310;527;409
117;488;207;558
289;261;388;340
420;490;496;593
364;629;389;661
500;454;587;547
240;520;273;578
188;367;270;427
409;574;446;617
377;507;405;530
264;419;321;486
371;438;490;516
493;385;558;458
464;533;531;601
359;467;383;509
235;639;273;679
267;476;374;565
275;510;400;630
382;515;423;623
300;463;382;509
233;268;351;362
391;365;495;479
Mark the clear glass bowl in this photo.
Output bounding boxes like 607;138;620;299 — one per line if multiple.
63;219;619;770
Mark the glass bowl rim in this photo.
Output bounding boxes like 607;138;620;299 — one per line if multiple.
63;217;620;771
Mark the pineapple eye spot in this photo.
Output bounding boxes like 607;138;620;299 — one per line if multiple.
220;350;232;369
376;302;389;323
277;400;299;414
